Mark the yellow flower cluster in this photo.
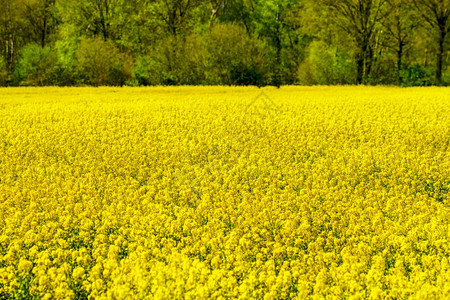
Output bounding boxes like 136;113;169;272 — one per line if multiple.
0;86;449;299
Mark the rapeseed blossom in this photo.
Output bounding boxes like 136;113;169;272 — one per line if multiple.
0;86;449;298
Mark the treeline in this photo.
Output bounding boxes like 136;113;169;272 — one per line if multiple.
0;0;449;87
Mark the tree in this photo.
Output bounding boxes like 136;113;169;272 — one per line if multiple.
413;0;450;85
207;23;267;85
0;0;447;86
253;0;304;86
147;0;203;37
321;0;386;84
75;37;133;85
14;44;59;85
214;0;255;33
0;0;24;72
58;0;119;41
298;40;356;85
381;0;418;84
140;34;210;85
208;0;229;24
109;0;152;54
22;0;57;48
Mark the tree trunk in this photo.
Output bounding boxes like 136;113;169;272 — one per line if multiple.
357;41;369;84
356;54;364;84
365;45;374;81
41;17;47;48
5;1;13;71
397;40;404;84
436;28;445;86
274;22;282;88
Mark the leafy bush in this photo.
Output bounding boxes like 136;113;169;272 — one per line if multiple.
14;44;59;86
207;24;268;86
402;64;434;86
137;35;210;86
298;41;355;85
75;38;133;86
54;25;80;86
133;57;154;86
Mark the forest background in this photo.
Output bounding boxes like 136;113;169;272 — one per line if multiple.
0;0;449;87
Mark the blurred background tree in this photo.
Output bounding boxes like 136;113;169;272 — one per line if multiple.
412;0;450;85
0;0;448;86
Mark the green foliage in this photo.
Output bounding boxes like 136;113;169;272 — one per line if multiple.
253;0;304;85
298;41;355;85
174;35;210;85
145;0;205;38
443;67;450;86
14;44;59;86
0;0;448;86
207;23;268;86
54;24;79;85
138;35;210;85
0;57;7;86
133;57;155;86
75;38;133;86
135;26;268;86
402;64;434;86
367;55;398;85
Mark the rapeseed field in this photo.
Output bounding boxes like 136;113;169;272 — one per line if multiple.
0;87;449;299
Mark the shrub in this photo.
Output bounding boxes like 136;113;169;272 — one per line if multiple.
107;25;268;87
14;44;59;86
54;26;79;86
75;38;133;86
137;35;210;86
298;41;355;85
207;24;268;86
402;64;434;86
133;57;154;86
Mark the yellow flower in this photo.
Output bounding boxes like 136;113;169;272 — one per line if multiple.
0;86;448;298
72;267;85;281
18;259;33;273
